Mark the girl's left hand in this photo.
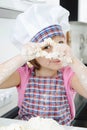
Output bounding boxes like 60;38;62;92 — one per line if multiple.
53;43;73;66
43;40;73;66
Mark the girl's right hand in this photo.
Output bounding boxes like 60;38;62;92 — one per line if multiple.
21;42;49;62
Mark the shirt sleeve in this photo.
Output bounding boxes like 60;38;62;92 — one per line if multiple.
63;66;76;93
62;66;76;119
16;64;31;107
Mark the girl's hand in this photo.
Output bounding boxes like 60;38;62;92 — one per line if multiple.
21;42;50;62
42;38;73;66
21;38;73;67
52;43;73;66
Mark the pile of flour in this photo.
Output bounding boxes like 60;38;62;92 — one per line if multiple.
0;117;64;130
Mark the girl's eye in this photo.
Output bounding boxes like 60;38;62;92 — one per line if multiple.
58;41;64;44
42;45;51;50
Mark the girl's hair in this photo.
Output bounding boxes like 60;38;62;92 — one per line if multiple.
30;59;41;70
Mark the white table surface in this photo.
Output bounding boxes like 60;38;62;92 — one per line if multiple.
0;118;87;130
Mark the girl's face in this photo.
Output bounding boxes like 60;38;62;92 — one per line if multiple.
36;36;65;71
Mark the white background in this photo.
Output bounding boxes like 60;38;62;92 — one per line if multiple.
0;18;19;63
0;18;19;113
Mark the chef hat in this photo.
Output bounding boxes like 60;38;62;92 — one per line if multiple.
11;4;70;49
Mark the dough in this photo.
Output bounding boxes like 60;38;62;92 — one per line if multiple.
0;117;64;130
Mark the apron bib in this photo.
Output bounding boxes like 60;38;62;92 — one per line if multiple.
19;70;72;125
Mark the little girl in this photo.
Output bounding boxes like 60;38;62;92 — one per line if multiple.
0;4;87;126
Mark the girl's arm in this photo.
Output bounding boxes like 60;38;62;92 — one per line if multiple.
70;56;87;98
0;41;49;88
0;54;25;88
0;42;37;87
0;71;20;89
53;43;87;98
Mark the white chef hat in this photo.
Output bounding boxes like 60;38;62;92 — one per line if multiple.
11;4;70;49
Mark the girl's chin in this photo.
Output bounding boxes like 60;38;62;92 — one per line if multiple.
51;64;63;70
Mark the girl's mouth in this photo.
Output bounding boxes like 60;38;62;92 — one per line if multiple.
51;59;61;64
